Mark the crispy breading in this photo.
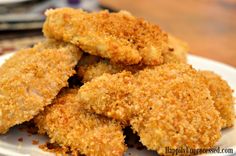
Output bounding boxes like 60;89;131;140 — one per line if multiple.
43;8;168;65
77;34;188;83
78;63;221;155
199;70;235;128
163;34;189;63
130;64;221;155
0;40;82;134
78;71;134;124
34;88;126;156
78;60;123;83
77;54;107;82
77;58;144;83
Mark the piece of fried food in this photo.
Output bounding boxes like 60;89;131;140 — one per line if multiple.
34;88;126;156
78;60;123;83
163;34;189;63
199;70;234;128
77;58;144;83
0;40;82;134
130;64;221;155
78;71;135;124
78;64;221;155
43;8;168;65
77;34;188;83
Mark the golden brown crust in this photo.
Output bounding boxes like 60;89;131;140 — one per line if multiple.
163;34;189;63
78;71;135;124
76;33;188;83
77;57;145;83
130;64;221;155
43;8;168;65
34;88;126;156
78;64;221;154
199;70;235;128
78;61;123;83
0;40;82;134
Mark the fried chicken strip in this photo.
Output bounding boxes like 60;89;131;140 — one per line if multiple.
43;8;168;65
79;64;221;154
0;40;82;134
78;64;221;155
78;60;123;83
200;70;234;128
130;64;221;155
34;88;126;156
78;71;135;124
77;34;188;83
77;58;144;83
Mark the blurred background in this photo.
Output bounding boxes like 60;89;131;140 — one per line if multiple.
0;0;235;66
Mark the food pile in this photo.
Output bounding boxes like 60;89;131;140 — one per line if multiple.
0;8;234;156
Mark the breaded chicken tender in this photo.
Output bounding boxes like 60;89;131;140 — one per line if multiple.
0;40;82;134
77;34;188;83
78;60;123;83
77;58;144;83
78;71;134;124
43;8;168;65
163;34;189;63
200;70;234;128
34;88;126;156
78;64;221;155
130;64;221;155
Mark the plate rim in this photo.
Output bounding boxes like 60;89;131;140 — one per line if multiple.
0;0;32;5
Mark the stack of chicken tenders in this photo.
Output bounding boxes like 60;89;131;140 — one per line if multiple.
0;8;234;156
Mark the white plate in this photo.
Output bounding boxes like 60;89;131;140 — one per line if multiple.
0;0;32;5
0;53;235;156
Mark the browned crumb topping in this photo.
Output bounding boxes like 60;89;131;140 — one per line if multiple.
39;142;80;156
18;137;23;142
32;140;39;145
44;8;168;65
168;47;174;51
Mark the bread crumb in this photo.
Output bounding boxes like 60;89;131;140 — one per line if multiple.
18;137;23;142
32;140;39;145
39;142;78;155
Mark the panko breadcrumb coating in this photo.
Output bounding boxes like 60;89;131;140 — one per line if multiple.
130;64;221;155
200;70;234;128
77;34;188;83
78;71;135;124
163;34;189;63
78;63;222;155
34;88;126;156
0;40;82;134
43;8;168;65
78;60;124;83
77;58;144;83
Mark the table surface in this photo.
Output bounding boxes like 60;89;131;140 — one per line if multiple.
100;0;236;67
